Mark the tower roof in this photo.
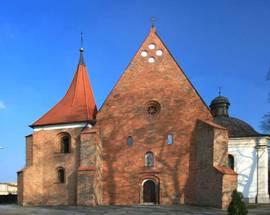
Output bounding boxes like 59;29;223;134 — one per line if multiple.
31;49;97;127
210;96;230;108
210;95;261;137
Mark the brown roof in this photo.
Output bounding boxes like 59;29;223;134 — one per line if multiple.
198;119;227;130
215;165;237;175
31;49;97;127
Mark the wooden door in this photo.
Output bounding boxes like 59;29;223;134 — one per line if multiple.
143;180;156;203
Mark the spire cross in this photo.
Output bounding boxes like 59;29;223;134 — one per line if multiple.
79;32;85;64
80;32;84;51
150;17;155;28
218;87;222;96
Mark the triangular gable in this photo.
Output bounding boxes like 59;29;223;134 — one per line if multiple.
98;27;212;118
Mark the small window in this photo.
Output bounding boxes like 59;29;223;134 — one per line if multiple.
127;136;133;147
57;167;65;183
145;152;154;167
228;154;234;170
167;134;173;145
60;135;70;153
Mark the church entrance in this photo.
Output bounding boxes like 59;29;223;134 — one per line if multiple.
142;180;158;204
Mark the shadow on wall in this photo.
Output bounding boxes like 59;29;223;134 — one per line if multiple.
67;171;77;205
99;115;127;205
233;137;267;200
234;147;256;199
185;120;228;208
19;130;82;206
100;117;232;207
99;112;188;205
155;131;186;204
185;121;206;206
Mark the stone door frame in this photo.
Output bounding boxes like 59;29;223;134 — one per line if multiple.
140;176;160;205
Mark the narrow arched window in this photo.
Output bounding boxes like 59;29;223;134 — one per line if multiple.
145;152;154;167
57;167;65;183
60;134;70;153
167;134;173;145
127;136;133;147
228;154;234;170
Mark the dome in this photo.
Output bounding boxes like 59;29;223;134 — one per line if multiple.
210;96;230;107
210;94;262;137
214;116;260;138
210;96;230;117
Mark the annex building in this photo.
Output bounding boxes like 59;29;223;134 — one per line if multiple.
18;26;268;208
211;96;270;203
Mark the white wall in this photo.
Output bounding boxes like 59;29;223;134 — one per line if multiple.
0;183;17;195
228;137;269;203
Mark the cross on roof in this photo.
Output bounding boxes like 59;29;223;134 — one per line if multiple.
218;87;222;96
150;17;155;28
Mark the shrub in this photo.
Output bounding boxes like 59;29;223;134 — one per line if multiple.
228;190;248;215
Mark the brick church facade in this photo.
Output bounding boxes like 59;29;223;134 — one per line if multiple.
17;27;237;208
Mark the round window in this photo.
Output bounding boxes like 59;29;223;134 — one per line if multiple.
146;101;161;116
141;51;148;57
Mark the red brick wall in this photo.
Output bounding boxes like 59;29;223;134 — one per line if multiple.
96;29;214;205
77;128;102;206
186;120;237;208
26;135;33;167
17;171;23;205
222;174;237;208
20;127;83;206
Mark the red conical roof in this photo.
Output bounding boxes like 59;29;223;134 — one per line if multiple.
32;49;97;127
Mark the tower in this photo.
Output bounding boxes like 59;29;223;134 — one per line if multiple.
18;48;98;206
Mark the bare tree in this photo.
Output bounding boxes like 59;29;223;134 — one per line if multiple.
261;69;270;133
261;113;270;132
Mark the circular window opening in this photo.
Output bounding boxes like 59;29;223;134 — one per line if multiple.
156;49;163;56
148;43;156;50
141;51;148;57
146;101;161;116
148;57;155;63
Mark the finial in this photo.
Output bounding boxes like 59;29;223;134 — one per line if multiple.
80;32;84;52
150;17;155;28
218;87;222;96
79;32;85;65
150;17;157;32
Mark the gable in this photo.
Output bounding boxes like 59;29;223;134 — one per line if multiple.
98;27;212;121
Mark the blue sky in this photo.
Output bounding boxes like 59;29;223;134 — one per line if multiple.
0;0;270;182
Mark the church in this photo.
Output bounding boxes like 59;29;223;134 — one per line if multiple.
18;26;268;209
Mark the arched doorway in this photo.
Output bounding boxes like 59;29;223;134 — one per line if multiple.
143;180;157;204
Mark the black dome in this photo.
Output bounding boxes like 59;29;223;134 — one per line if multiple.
210;96;230;107
210;96;230;117
214;116;260;138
